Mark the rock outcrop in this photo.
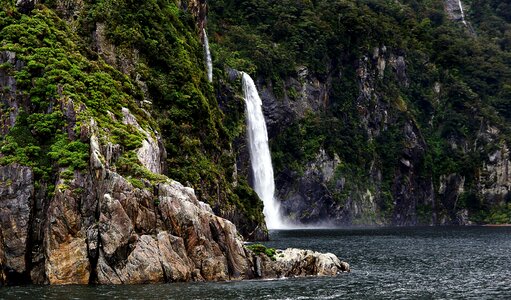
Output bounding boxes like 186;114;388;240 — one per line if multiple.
258;248;350;278
0;119;348;285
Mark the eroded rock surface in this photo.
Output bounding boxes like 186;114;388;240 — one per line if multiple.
0;131;348;285
0;165;33;283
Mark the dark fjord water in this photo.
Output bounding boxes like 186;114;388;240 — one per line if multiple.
2;227;511;299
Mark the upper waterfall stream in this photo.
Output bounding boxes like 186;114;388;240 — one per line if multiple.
458;0;467;25
203;29;213;82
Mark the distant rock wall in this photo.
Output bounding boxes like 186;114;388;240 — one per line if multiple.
253;41;511;227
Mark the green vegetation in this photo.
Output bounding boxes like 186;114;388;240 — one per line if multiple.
0;4;149;193
3;0;511;229
484;203;511;224
209;0;511;223
246;243;277;260
0;0;266;235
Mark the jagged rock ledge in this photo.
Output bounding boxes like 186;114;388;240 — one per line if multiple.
0;116;349;284
0;164;349;284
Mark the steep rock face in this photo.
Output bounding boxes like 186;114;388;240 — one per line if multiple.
478;126;511;204
481;146;511;202
261;48;430;226
121;107;166;174
259;67;329;139
183;0;208;33
392;122;435;226
278;149;345;224
257;42;508;227
0;165;33;284
438;173;466;224
444;0;466;23
44;170;94;284
0;51;24;136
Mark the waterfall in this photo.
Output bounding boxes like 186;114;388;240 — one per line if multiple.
458;0;467;26
203;29;213;82
241;72;285;229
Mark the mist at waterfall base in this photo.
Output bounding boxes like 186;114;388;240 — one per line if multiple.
4;227;511;299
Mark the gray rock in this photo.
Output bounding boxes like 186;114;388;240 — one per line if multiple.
122;107;165;174
0;51;23;136
0;164;33;282
444;0;465;23
259;248;350;278
99;193;133;261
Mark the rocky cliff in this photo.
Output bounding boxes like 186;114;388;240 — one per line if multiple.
0;0;350;285
1;0;271;241
209;0;511;226
0;138;349;284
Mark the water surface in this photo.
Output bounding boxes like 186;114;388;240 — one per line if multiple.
2;227;511;299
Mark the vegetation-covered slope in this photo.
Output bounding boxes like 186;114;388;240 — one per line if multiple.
0;0;266;240
208;0;511;225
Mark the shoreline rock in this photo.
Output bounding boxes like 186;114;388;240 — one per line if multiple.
0;138;349;285
256;248;350;279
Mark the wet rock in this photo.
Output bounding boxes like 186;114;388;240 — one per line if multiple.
227;68;241;81
444;0;465;23
278;149;346;225
392;121;434;226
438;173;465;224
0;51;23;136
260;248;349;278
62;99;77;140
183;0;208;32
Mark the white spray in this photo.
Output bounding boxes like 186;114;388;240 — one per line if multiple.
203;28;213;82
241;72;286;229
